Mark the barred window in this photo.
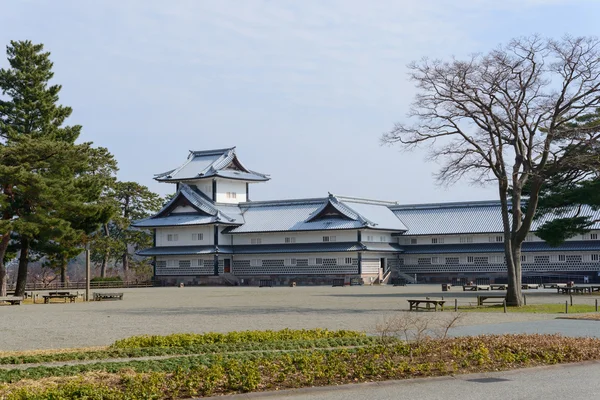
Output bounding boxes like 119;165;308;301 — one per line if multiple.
591;233;598;240
431;238;444;244
466;256;474;263
558;254;566;262
192;233;204;241
315;258;323;265
460;236;473;243
285;237;296;243
521;255;527;262
344;257;353;265
592;254;599;262
167;234;179;242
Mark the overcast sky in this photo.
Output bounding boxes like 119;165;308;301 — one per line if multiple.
1;0;599;204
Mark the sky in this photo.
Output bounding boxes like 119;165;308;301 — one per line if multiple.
1;0;599;204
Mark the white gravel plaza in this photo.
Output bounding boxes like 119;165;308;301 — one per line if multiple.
0;284;582;352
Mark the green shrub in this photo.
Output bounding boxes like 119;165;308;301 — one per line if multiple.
111;329;366;349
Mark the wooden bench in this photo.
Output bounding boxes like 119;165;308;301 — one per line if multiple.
43;293;77;303
463;285;490;291
93;292;124;301
490;284;508;290
521;284;540;289
0;296;24;305
477;295;506;306
259;279;273;288
407;299;446;312
332;279;345;287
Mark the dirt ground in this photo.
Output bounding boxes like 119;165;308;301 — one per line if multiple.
0;284;590;351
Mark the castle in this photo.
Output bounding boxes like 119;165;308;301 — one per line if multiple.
134;147;600;286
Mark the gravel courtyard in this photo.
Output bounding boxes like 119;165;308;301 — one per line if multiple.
0;285;592;351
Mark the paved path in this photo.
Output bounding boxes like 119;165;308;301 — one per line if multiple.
216;361;600;400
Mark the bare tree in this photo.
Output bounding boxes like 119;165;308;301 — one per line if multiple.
383;36;600;306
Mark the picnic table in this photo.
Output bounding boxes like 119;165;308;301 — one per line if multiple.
93;292;124;301
557;286;595;295
543;283;567;289
43;292;77;303
407;299;446;312
463;285;490;291
0;296;23;305
521;284;540;289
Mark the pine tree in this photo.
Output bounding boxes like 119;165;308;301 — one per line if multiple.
0;41;117;295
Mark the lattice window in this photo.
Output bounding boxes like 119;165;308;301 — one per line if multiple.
431;238;444;244
445;257;459;265
315;258;323;265
250;259;261;267
344;257;353;265
322;236;336;242
592;254;599;262
431;257;440;264
558;254;566;262
466;256;474;263
591;233;598;240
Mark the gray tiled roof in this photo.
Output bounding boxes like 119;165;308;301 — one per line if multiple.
133;184;243;228
154;147;269;182
232;242;364;254
390;201;600;236
362;242;404;252
137;245;234;256
402;240;600;254
229;195;407;234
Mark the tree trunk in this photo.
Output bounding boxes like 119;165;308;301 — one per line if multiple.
498;180;523;306
122;252;129;273
0;234;9;297
101;223;110;278
60;259;67;285
15;237;30;297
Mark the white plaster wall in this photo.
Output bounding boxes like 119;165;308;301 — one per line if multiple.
170;205;197;214
216;179;247;203
232;230;358;245
156;226;213;246
362;231;393;242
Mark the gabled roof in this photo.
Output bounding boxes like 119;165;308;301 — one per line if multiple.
133;184;243;228
154;147;269;182
390;201;600;236
228;194;407;234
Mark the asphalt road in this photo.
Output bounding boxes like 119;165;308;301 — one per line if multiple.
218;361;600;400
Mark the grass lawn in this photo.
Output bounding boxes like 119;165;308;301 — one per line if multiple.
448;303;598;313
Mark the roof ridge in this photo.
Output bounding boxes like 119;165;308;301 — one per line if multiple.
189;147;236;156
239;197;328;207
334;194;398;206
390;200;501;210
